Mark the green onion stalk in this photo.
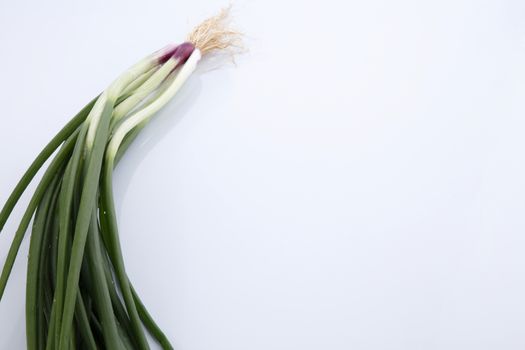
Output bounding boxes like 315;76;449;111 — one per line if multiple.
0;9;240;350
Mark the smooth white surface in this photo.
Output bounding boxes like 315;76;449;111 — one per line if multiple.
2;0;525;349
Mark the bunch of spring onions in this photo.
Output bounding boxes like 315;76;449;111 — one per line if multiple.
0;10;239;350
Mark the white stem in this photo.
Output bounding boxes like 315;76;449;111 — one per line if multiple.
112;58;179;122
107;49;201;159
121;65;159;97
106;55;159;101
85;55;159;149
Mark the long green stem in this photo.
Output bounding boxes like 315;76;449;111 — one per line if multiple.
100;237;139;349
73;290;98;350
26;175;60;350
39;179;62;344
98;161;173;349
44;302;57;350
52;122;89;346
100;159;150;349
41;179;65;350
0;129;80;300
58;100;114;349
85;211;123;349
132;285;174;350
98;230;137;347
0;98;96;234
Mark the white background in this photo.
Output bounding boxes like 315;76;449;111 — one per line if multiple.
1;0;525;349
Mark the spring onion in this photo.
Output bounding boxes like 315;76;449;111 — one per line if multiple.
0;9;240;350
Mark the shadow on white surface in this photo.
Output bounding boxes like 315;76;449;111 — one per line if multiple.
114;75;203;213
